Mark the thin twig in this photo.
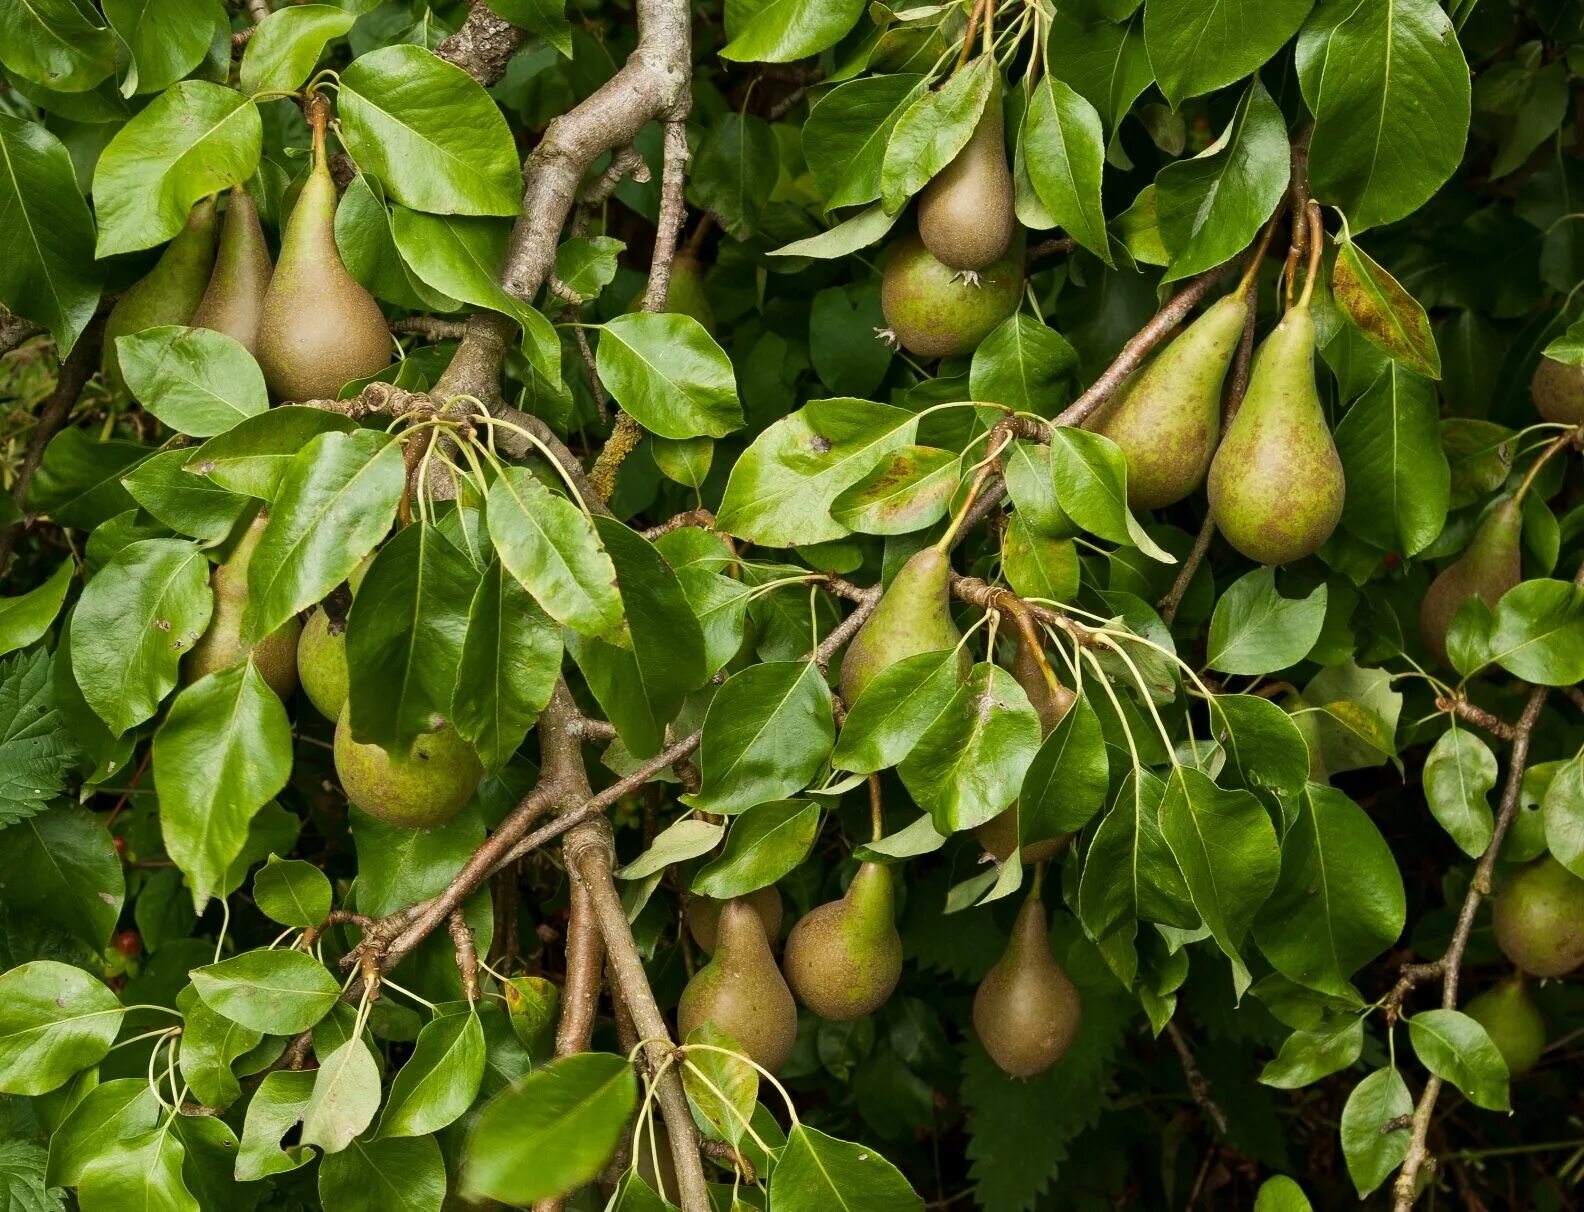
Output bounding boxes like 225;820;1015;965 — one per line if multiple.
1165;1020;1229;1135
1434;697;1518;742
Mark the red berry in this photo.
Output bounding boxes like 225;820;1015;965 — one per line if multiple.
113;835;127;855
113;930;141;957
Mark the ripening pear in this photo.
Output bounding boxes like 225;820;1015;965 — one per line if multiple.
782;863;903;1020
685;886;783;953
880;232;1021;359
257;97;390;402
973;896;1081;1077
918;86;1014;271
1530;355;1584;426
1492;857;1584;978
839;546;970;704
1088;293;1247;509
185;511;300;700
1464;977;1546;1076
1207;302;1344;564
1418;497;1522;667
192;186;273;355
677;898;798;1072
334;709;483;829
102;197;218;394
975;633;1073;863
297;608;349;719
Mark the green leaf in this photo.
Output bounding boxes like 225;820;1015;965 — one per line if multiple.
92;81;261;257
0;650;78;826
451;559;561;771
693;800;821;899
769;202;900;260
900;664;1043;834
1144;0;1313;107
1208;693;1311;799
78;1126;195;1212
720;0;865;64
121;449;249;542
1001;440;1075;539
1156;78;1288;283
116;326;268;438
1206;566;1327;675
0;961;122;1096
70;538;212;736
1020;691;1108;838
686;661;834;815
461;1052;638;1205
832;649;963;775
809;284;892;399
596;312;742;440
254;857;334;929
487;465;623;640
1158;766;1281;999
0;114;102;353
1023;72;1111;264
242;428;405;645
1254;784;1404;998
718;397;917;546
805;75;925;210
378;1009;486;1138
174;985;261;1110
349;805;486;918
692;113;778;239
1332;241;1441;378
831;445;959;536
336;174;459;312
1543;754;1584;880
345;519;479;750
553;235;623;299
970;314;1078;415
615;818;723;880
190;949;340;1035
1043;6;1151;130
1334;364;1449;558
302;1036;382;1154
1259;1015;1364;1088
29;428;147;529
319;1135;447;1212
680;1022;757;1147
337;45;522;216
0;803;123;951
1422;726;1497;857
770;1124;922;1212
237;1069;316;1179
102;0;215;95
153;662;293;910
1002;515;1080;603
1048;427;1173;562
881;57;993;214
0;0;115;92
183;405;357;500
1296;0;1470;231
0;558;72;657
240;4;357;94
1488;579;1584;686
1340;1067;1412;1197
485;0;573;55
1254;1175;1314;1212
1408;1009;1509;1112
46;1078;160;1187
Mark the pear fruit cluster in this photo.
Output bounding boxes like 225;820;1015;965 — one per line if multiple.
102;197;219;393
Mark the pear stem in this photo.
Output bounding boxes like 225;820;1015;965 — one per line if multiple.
1513;426;1579;505
935;428;1012;552
957;0;989;70
1030;860;1045;899
867;773;884;843
1295;201;1323;313
306;93;331;167
1234;212;1280;299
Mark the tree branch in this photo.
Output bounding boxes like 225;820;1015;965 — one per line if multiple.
435;0;526;86
0;305;42;357
1165;1019;1228;1135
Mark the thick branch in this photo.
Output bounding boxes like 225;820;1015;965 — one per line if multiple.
435;1;526;86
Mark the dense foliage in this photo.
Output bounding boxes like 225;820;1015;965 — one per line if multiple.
1;0;1583;1209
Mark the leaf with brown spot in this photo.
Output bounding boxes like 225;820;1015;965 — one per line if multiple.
1333;241;1440;380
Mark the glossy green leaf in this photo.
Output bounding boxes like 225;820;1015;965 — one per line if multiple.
0;557;72;657
121;449;249;542
0;961;122;1096
318;1134;447;1212
770;1124;922;1212
1339;1067;1412;1197
102;0;215;95
236;1069;316;1180
1020;691;1108;838
378;1009;486;1138
687;661;834;815
832;649;963;775
240;4;357;94
77;1125;195;1212
0;803;123;950
46;1078;160;1187
183;405;357;500
301;1035;381;1154
1023;72;1110;264
720;0;865;64
693;800;821;899
832;445;959;536
1145;0;1312;106
1488;579;1584;686
1408;1009;1509;1112
1334;364;1449;558
1259;1015;1364;1088
254;857;334;928
1207;567;1327;675
596;312;742;440
190;949;340;1035
881;57;993;214
116;326;268;437
1422;726;1497;857
805;75;925;210
175;985;262;1111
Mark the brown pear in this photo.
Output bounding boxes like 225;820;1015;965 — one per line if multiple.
677;898;798;1072
1418;497;1522;667
333;709;483;829
186;511;300;699
102;197;218;394
256;96;390;402
918;87;1014;271
973;896;1081;1077
782;863;903;1020
684;887;783;953
975;632;1073;863
839;546;970;704
1530;355;1584;426
192;186;273;355
880;232;1022;359
1492;857;1584;978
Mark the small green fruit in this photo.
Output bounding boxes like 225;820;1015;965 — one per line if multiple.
334;709;482;829
1464;977;1545;1076
677;898;798;1072
1491;856;1584;978
297;608;349;720
879;232;1021;359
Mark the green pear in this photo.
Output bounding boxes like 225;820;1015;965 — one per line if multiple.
1492;857;1584;978
839;546;970;704
257;98;390;401
1530;355;1584;426
918;86;1014;271
102;197;219;394
880;231;1021;359
1207;303;1344;564
1464;977;1545;1076
1418;497;1522;667
333;709;482;829
1089;293;1248;509
677;898;798;1072
685;886;783;953
297;607;349;720
192;186;273;355
972;896;1081;1077
185;511;299;700
782;862;903;1020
